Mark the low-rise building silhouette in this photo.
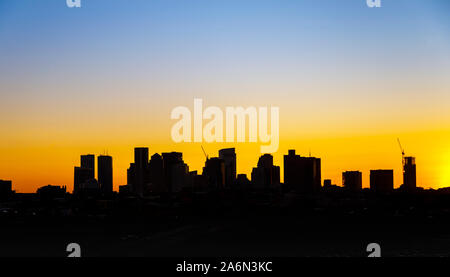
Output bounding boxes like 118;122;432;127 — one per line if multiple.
37;185;67;201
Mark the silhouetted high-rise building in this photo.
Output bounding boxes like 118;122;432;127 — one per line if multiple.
162;152;188;193
130;147;150;196
219;148;236;188
284;150;321;193
251;154;280;188
343;171;362;192
74;154;96;194
203;157;225;189
370;170;394;193
74;167;93;194
0;180;13;200
402;156;416;191
98;155;113;196
81;154;95;179
149;153;164;193
127;163;135;186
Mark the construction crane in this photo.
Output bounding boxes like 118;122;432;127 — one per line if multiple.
201;145;209;161
397;138;405;165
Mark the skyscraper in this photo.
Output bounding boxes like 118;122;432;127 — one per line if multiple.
203;157;225;189
74;154;96;194
402;156;416;191
219;148;236;188
251;154;280;188
370;170;394;193
149;153;164;193
80;154;95;179
0;180;12;200
284;150;321;193
74;167;94;194
162;152;188;193
98;155;113;196
343;171;362;192
132;147;150;196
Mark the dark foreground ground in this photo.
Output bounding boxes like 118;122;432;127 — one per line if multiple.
2;190;450;257
1;212;450;257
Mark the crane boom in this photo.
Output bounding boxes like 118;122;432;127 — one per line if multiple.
201;145;209;161
397;138;405;157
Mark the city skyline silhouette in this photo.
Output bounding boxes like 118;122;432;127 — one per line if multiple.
0;144;424;196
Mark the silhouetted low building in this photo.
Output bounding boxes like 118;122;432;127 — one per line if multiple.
323;179;332;188
37;185;67;201
236;174;251;189
370;170;394;193
119;184;132;196
343;171;362;192
77;179;101;198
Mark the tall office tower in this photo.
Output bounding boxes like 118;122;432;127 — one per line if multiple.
162;152;188;193
251;154;280;188
203;157;225;189
284;150;321;193
73;154;96;194
402;156;416;191
127;163;135;187
98;155;113;196
370;170;394;193
149;153;164;193
0;180;13;200
133;147;150;196
74;167;93;194
219;148;236;188
81;154;95;179
343;171;363;192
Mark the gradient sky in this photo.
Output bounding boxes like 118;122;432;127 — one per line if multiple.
1;0;450;192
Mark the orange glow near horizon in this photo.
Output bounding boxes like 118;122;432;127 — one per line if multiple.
1;125;450;193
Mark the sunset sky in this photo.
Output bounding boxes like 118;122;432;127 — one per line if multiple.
1;0;450;192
